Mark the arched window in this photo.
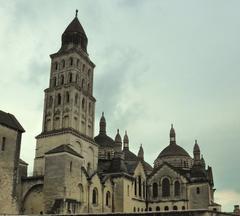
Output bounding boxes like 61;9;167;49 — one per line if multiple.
2;137;6;151
82;64;85;72
164;206;169;211
134;178;137;196
70;57;73;66
107;152;111;159
48;96;53;107
54;62;58;70
82;79;85;89
152;182;158;198
92;188;98;205
173;206;178;210
162;178;170;197
57;94;61;105
82;98;85;110
138;176;142;197
156;206;160;211
127;185;130;196
105;191;111;207
174;181;180;196
61;75;64;85
66;92;70;103
143;181;146;198
133;207;136;212
149;207;152;212
137;208;140;212
70;161;72;172
182;206;185;210
53;77;57;87
62;59;65;68
196;187;200;194
78;184;84;203
88;69;91;77
87;83;90;94
69;73;73;83
75;94;78;105
88;102;91;114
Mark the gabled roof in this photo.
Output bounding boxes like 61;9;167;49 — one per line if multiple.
45;144;83;158
0;110;25;132
149;161;190;180
19;158;28;165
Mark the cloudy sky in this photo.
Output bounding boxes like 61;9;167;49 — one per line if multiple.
0;0;239;212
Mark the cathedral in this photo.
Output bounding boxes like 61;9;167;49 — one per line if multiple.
0;11;222;214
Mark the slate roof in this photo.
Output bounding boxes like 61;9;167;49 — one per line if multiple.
19;158;28;165
0;110;25;132
108;157;128;173
45;144;83;158
61;16;88;52
94;133;115;147
157;143;190;158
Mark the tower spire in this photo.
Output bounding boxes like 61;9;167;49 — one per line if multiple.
99;112;106;134
123;130;129;149
170;124;176;145
75;9;78;17
138;144;144;160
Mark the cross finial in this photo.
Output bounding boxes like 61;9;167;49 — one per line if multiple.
75;9;78;17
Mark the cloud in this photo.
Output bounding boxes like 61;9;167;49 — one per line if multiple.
215;190;240;212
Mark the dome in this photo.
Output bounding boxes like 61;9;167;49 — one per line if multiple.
61;10;88;52
94;134;115;147
157;144;190;159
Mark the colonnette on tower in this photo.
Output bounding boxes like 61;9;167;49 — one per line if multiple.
0;11;221;214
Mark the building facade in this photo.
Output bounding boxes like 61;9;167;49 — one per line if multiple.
0;12;222;215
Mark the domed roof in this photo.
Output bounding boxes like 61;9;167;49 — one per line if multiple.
157;144;190;158
94;134;115;147
61;10;88;52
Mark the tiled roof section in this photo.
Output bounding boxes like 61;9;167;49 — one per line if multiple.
98;159;112;174
108;157;128;173
157;143;190;158
0;110;25;132
94;134;115;147
19;158;28;165
125;160;138;174
149;161;190;180
45;144;83;158
123;149;138;161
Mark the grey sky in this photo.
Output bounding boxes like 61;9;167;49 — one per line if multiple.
0;0;239;211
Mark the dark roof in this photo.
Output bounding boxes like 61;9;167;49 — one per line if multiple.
0;110;25;132
108;157;128;173
94;133;115;147
122;149;153;175
98;159;112;173
45;144;83;158
123;148;138;161
157;143;190;158
61;16;88;52
19;158;28;165
149;161;190;180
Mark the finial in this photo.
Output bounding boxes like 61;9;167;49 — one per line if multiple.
140;143;142;147
75;9;78;18
195;139;198;144
117;129;119;133
125;130;127;135
102;112;104;117
171;124;173;128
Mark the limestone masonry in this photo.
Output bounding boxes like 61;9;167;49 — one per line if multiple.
0;11;224;215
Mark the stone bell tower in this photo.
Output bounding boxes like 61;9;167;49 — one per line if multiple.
33;11;98;176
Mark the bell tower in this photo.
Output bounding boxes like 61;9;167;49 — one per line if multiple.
33;11;98;176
